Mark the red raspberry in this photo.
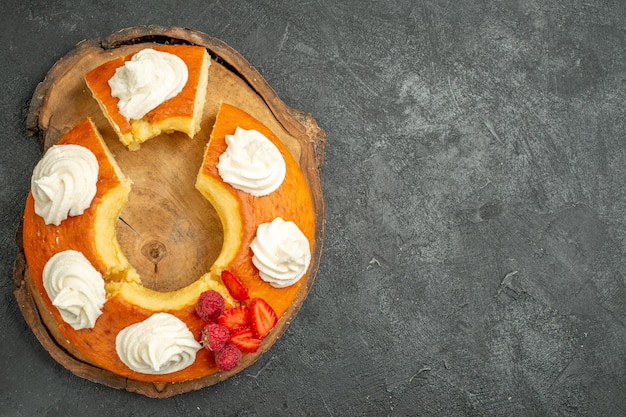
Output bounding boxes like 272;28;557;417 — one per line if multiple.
215;343;241;371
195;290;224;321
201;323;230;352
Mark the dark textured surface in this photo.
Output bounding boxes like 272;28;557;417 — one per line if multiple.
1;0;626;416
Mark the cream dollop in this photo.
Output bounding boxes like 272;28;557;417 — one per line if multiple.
217;127;286;196
109;48;188;120
250;217;311;288
31;144;99;226
42;250;106;330
115;313;201;375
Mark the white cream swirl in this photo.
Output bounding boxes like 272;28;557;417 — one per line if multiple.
31;144;99;226
250;217;311;288
109;48;189;120
217;127;286;196
115;313;201;375
42;250;106;330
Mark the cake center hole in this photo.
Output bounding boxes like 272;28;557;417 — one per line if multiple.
110;131;223;293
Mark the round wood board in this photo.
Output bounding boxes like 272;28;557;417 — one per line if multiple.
13;25;326;398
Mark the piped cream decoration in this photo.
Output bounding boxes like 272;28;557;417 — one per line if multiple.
217;127;286;196
31;144;99;226
250;217;311;288
42;250;107;330
115;313;201;375
109;48;189;120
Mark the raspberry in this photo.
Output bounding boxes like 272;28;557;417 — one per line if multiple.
201;323;230;352
195;290;224;321
215;343;241;371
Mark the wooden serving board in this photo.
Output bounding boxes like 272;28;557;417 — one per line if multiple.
13;26;325;398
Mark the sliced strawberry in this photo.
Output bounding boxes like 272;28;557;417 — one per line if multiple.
218;306;250;333
221;270;249;301
249;298;278;339
229;328;262;353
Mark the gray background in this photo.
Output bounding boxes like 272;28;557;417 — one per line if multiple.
1;0;625;416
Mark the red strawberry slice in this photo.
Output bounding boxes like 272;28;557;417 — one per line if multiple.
221;270;249;301
249;298;278;339
229;328;262;353
218;306;249;333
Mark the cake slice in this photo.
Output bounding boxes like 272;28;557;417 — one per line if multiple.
84;45;210;150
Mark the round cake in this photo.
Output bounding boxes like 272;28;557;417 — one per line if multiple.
15;26;325;397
